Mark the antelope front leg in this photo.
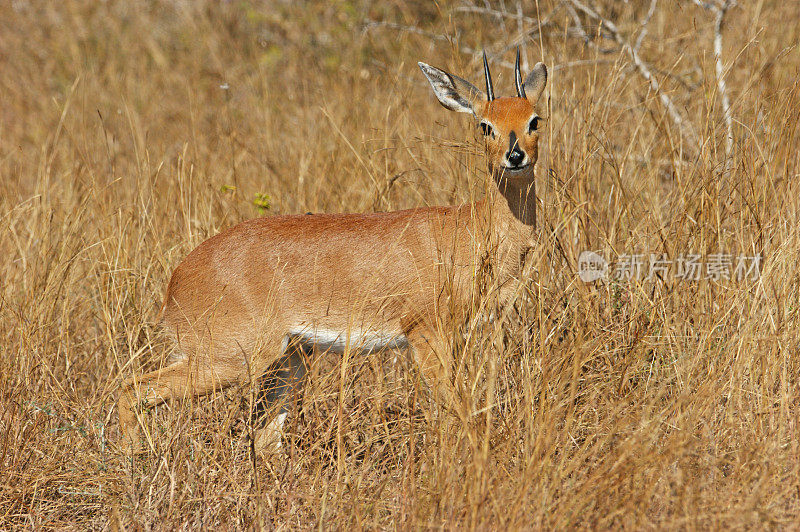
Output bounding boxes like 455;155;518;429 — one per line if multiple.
405;327;452;404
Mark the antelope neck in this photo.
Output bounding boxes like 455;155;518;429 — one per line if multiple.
490;168;536;229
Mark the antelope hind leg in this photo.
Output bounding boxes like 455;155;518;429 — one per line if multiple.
117;356;246;454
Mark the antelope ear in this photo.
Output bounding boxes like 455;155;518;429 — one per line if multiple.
418;62;484;115
523;62;548;103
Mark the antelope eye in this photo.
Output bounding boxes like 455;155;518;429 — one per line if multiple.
479;122;495;138
527;116;539;133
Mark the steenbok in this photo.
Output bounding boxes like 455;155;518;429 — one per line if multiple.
117;49;547;453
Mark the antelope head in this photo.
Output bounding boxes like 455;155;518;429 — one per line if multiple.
418;49;547;180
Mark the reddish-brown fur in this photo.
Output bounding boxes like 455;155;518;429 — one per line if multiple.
117;57;548;454
481;97;540;174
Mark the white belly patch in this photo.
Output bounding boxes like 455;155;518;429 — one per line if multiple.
288;327;408;353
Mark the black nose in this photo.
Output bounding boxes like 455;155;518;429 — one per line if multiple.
506;149;525;167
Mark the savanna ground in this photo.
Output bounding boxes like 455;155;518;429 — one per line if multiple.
2;0;800;528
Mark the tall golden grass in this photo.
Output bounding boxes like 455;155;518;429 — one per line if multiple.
1;0;799;528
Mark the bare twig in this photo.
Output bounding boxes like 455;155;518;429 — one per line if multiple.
713;0;735;174
569;0;698;146
566;2;594;48
634;0;659;52
455;4;537;24
565;3;617;53
690;0;717;10
487;0;508;32
362;20;457;43
691;0;735;172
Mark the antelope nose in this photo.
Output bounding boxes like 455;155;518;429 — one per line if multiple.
506;149;525;167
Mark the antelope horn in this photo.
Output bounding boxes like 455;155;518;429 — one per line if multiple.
483;50;495;102
515;47;526;98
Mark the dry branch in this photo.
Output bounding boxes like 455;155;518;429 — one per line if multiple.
569;0;699;147
691;0;735;172
634;0;659;52
707;0;735;172
362;20;457;43
455;3;537;25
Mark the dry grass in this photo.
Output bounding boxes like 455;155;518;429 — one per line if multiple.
2;0;800;528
